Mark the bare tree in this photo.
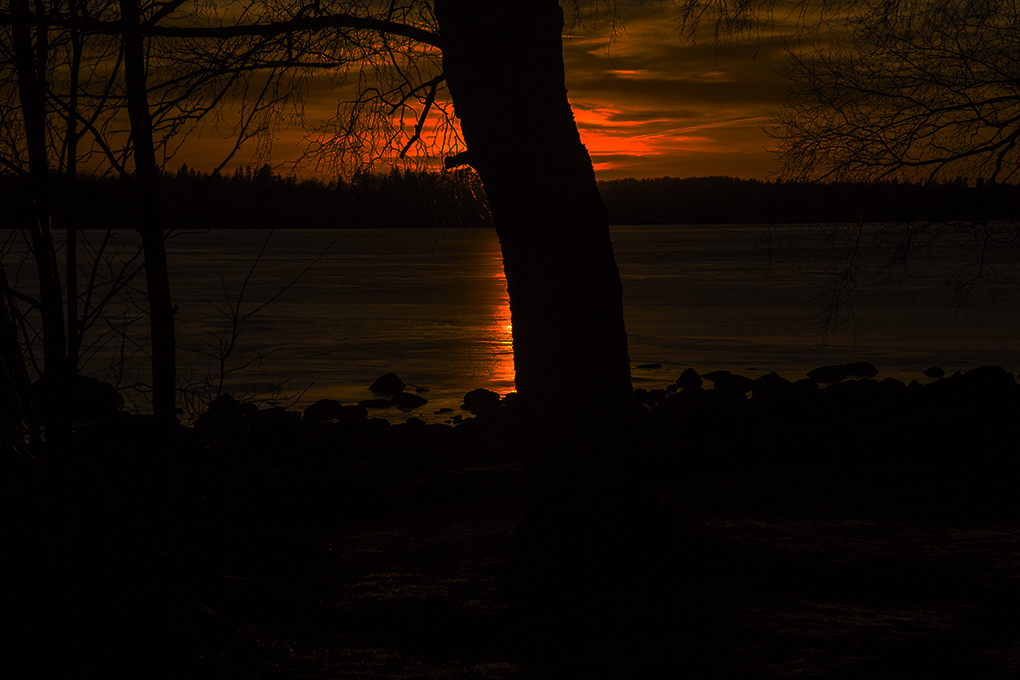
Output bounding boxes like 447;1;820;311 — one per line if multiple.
765;0;1020;320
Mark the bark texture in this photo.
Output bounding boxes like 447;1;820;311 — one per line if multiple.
435;0;663;562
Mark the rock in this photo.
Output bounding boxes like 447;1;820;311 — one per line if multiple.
961;365;1017;401
31;374;124;423
922;366;945;378
636;363;661;369
196;393;257;435
672;387;710;404
702;370;755;393
358;398;392;409
340;403;369;420
369;372;405;393
404;417;427;427
643;388;668;405
849;362;879;378
434;407;454;414
303;398;343;423
880;377;907;391
675;368;703;389
752;372;794;401
390;392;428;408
793;378;819;394
807;364;849;383
463;387;501;412
253;406;302;430
808;362;880;383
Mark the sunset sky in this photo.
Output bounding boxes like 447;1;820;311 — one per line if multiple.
562;8;787;180
174;5;789;181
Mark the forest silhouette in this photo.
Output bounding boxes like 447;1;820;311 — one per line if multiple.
6;165;1020;230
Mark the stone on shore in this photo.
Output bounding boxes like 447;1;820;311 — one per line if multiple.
391;392;429;408
961;365;1017;401
463;388;501;412
370;372;405;393
702;370;755;393
808;362;879;384
752;372;795;401
923;366;946;378
303;398;344;423
675;368;703;389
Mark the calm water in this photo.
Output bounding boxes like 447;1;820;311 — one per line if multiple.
6;225;1019;420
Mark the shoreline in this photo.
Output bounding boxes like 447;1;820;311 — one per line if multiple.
15;362;1018;678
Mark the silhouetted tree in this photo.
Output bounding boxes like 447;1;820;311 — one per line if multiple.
680;0;1020;318
435;1;671;561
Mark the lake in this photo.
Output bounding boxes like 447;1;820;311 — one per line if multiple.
5;225;1019;421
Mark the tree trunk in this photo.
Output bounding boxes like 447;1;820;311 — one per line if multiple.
435;0;666;564
120;0;178;539
12;0;70;459
119;0;176;425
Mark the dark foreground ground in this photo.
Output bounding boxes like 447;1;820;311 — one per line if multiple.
8;367;1020;679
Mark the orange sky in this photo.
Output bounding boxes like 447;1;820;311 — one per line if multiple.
172;5;788;181
563;10;783;179
561;9;786;179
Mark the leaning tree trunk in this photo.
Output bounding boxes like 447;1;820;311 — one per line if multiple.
435;0;667;563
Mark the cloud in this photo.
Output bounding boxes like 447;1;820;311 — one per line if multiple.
562;6;788;178
170;5;790;180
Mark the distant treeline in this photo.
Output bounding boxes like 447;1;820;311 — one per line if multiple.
599;175;1020;225
3;165;1020;229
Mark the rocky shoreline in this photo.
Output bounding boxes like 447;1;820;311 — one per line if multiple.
188;361;1019;457
11;362;1018;679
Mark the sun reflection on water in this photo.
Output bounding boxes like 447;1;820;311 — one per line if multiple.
486;261;516;390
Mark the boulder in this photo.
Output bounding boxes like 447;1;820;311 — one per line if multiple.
880;377;907;391
31;374;124;423
369;372;405;393
252;406;302;431
340;403;369;420
359;398;392;409
808;362;880;383
961;365;1017;402
702;370;755;393
849;361;879;378
922;366;946;378
390;392;429;408
302;398;344;423
807;364;849;383
642;388;668;406
675;368;703;389
752;372;795;401
196;393;257;435
463;387;501;412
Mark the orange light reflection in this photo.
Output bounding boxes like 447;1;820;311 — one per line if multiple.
487;260;516;391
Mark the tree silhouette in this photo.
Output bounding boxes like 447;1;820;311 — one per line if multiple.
435;1;669;563
767;0;1020;316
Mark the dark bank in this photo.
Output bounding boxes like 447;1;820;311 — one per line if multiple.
8;363;1018;678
